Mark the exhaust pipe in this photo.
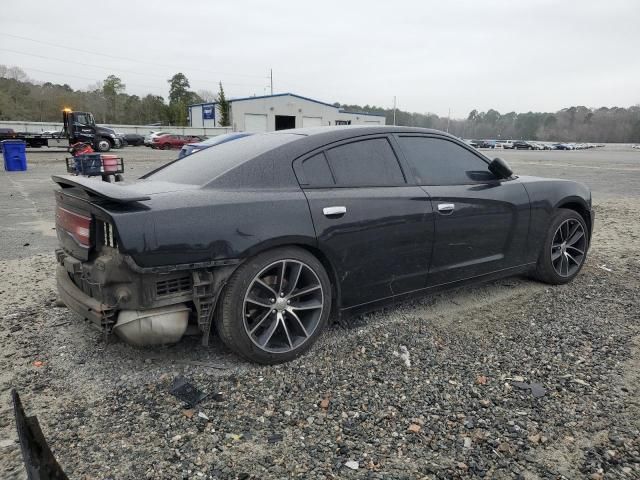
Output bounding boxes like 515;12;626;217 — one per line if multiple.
113;304;190;346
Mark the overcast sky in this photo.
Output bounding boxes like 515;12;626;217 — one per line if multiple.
1;0;638;117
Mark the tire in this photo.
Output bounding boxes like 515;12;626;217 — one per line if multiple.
215;247;332;364
534;209;589;285
161;143;170;150
96;138;111;152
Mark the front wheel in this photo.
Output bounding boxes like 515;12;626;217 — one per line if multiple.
95;138;111;152
215;247;332;364
534;209;589;284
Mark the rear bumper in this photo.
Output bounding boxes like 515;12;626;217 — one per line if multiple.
56;265;115;331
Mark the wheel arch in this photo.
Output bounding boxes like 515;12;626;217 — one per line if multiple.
228;238;343;318
555;197;592;240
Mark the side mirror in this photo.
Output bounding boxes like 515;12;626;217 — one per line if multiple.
489;157;513;179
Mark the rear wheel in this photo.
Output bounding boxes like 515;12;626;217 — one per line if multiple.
534;209;588;284
215;247;331;364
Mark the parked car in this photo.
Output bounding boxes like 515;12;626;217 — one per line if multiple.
0;128;16;140
151;134;204;150
53;126;593;364
501;140;514;149
478;140;496;149
513;140;535;150
179;132;253;159
554;143;574;150
144;131;171;146
122;133;145;146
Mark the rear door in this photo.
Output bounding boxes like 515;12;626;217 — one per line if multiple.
295;135;435;308
395;134;530;286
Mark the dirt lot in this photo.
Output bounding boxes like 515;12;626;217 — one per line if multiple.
1;145;639;479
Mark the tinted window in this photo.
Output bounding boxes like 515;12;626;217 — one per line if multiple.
325;138;405;186
299;153;334;186
398;136;493;185
145;133;301;185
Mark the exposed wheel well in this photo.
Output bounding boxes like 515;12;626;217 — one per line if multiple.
557;201;591;239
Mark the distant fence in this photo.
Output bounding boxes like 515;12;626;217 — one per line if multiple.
0;121;232;137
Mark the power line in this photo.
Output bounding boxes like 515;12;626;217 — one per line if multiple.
0;32;270;80
0;47;269;89
15;66;165;92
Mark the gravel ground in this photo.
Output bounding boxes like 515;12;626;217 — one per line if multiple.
0;146;639;479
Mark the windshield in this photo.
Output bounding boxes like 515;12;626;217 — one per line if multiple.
143;133;301;185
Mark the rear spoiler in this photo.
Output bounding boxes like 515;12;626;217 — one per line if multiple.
52;175;150;203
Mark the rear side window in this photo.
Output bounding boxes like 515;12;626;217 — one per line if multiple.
298;152;334;186
397;136;493;185
325;138;405;186
145;133;301;185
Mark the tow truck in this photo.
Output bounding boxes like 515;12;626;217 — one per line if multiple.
0;109;122;152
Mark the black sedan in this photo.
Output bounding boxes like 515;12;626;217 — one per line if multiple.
513;140;535;150
121;133;145;146
53;126;593;364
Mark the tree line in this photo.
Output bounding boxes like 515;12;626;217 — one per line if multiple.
0;65;230;127
336;103;640;143
1;65;639;142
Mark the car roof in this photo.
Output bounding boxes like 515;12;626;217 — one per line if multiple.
271;124;447;139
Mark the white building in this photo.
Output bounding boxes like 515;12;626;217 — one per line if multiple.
188;93;386;132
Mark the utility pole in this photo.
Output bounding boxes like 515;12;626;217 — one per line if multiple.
393;96;397;126
447;108;451;133
270;69;273;95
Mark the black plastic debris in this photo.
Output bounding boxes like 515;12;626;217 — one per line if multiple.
12;389;68;480
170;377;208;408
510;380;547;398
267;433;283;443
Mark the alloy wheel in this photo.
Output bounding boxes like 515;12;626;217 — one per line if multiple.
243;259;324;353
551;218;587;277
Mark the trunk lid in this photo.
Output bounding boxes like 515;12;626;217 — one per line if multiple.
53;175;197;260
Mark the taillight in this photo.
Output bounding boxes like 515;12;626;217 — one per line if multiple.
56;206;91;247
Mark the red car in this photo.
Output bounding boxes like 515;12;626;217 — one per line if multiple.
151;134;204;150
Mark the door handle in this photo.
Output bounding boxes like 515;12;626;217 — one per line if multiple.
437;203;455;214
323;206;347;217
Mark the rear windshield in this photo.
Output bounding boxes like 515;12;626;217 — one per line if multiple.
143;133;301;185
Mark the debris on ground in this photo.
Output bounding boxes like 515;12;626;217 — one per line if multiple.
344;460;359;470
392;345;411;367
510;380;547;398
169;377;209;408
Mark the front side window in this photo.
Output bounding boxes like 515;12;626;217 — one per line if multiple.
325;138;405;186
397;136;494;185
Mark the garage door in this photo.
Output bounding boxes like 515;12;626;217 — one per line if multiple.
302;116;323;128
244;114;268;132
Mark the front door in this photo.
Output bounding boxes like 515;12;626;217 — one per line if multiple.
295;136;435;308
394;134;530;286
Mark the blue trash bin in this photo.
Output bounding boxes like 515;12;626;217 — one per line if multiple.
2;140;27;171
